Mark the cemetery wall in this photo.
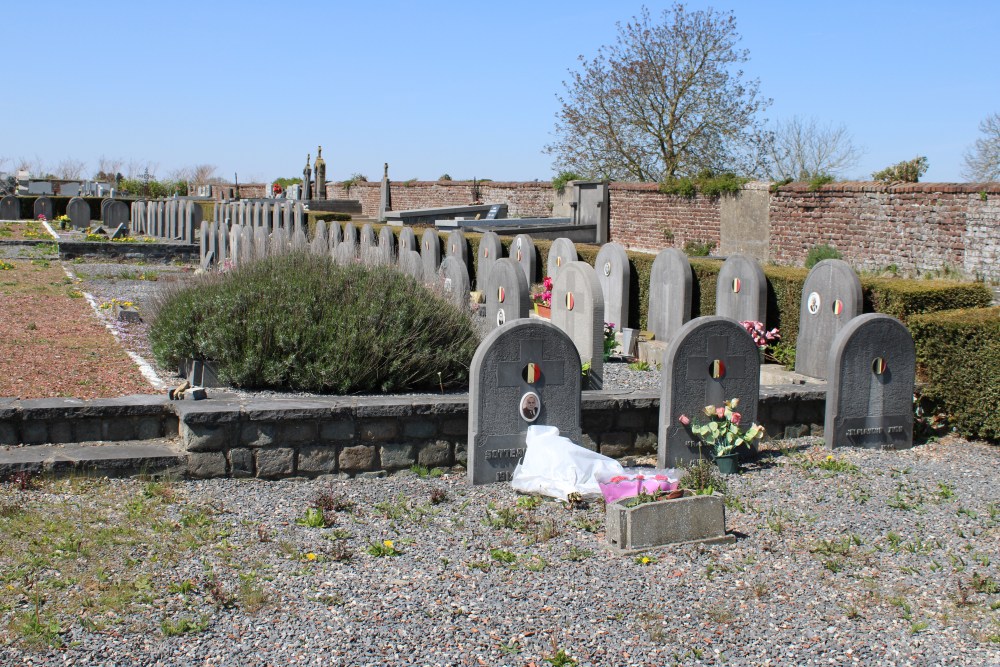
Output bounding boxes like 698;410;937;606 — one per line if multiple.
607;183;723;253
326;181;556;218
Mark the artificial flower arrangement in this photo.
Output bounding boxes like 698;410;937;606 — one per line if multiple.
597;468;679;503
54;215;71;230
603;322;616;360
740;320;780;350
678;398;765;458
531;276;553;308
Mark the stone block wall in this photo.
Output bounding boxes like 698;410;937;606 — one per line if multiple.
608;183;723;253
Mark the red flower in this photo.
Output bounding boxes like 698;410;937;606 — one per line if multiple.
678;414;691;426
716;406;726;419
731;412;742;425
609;476;627;484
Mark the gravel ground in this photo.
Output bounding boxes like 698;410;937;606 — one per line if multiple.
1;437;998;666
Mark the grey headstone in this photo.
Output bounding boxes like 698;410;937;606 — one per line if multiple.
359;223;376;254
716;254;767;323
476;231;503;292
398;249;424;282
108;224;126;240
468;319;582;485
551;261;605;389
378;226;397;265
271;202;282;233
658;316;760;467
648;249;693;343
229;224;243;267
795;259;863;379
242;225;255;264
67;197;90;229
33;197;54;221
547;237;577;283
446;230;469;279
270;226;288;256
293;203;305;235
342;222;358;247
420;228;441;279
333;239;356;265
328;220;342;247
217;220;230;265
291;227;308;251
594;242;630;331
103;200;129;230
207;221;218;266
437;256;470;310
254;227;268;259
484;258;529;330
311;220;329;255
824;314;915;450
199;221;209;266
398;227;417;253
511;234;536;285
187;201;203;243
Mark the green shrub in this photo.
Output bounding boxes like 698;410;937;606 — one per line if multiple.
807;174;834;191
910;307;1000;441
659;171;747;198
659;177;697;197
552;171;584;191
804;244;842;268
438;174;452;181
683;239;715;257
872;156;928;183
149;252;478;393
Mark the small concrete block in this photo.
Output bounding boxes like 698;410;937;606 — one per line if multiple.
136;416;162;440
278;421;316;444
441;418;466;436
255;447;295;479
297;445;338;475
784;424;810;439
22;421;48;445
339;445;375;472
379;444;415;469
403;419;438;439
599;432;633;458
454;441;467;466
241;422;275;448
48;421;73;444
106;417;137;441
0;423;16;446
228;448;253;478
417;440;451;467
182;423;234;452
73;419;103;442
187;452;227;479
320;419;355;442
606;493;734;555
359;419;399;442
182;387;207;400
637;340;668;367
579;433;598;453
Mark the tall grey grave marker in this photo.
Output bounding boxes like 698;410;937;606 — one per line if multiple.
328;220;342;247
594;242;630;330
551;261;605;389
33;197;54;221
398;227;417;253
825;314;915;450
468;319;582;485
0;196;18;220
511;234;536;285
648;249;693;343
658;316;760;467
796;259;863;379
311;220;329;255
104;201;129;229
476;231;502;292
378;226;397;265
342;222;358;248
398;250;424;281
67;197;90;229
437;256;470;310
445;230;469;277
421;228;441;281
484;258;529;330
716;254;767;323
547;238;577;283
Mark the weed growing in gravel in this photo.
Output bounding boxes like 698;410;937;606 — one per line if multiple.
523;556;548;572
543;646;577;666
971;572;999;594
562;546;593;562
569;516;601;533
366;539;402;557
531;519;561;544
237;572;269;612
160;614;210;636
313;488;355;514
516;495;543;510
296;507;334;528
490;548;518;565
429;488;448;505
410;465;445;478
634;554;657;566
679;459;725;495
484;503;528;532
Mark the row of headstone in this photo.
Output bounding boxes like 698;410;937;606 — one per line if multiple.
212;200;306;237
467;311;915;485
129;199;203;243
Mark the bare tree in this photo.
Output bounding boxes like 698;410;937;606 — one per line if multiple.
16;155;48;177
189;164;222;184
126;159;158;179
55;158;88;180
95;155;124;181
962;112;1000;182
544;4;770;182
765;116;863;181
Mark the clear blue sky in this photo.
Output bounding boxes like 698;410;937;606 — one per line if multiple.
5;1;998;184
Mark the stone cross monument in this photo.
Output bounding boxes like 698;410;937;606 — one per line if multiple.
314;146;326;201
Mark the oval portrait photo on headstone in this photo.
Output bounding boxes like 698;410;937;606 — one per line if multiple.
496;309;506;327
807;291;821;314
519;391;541;422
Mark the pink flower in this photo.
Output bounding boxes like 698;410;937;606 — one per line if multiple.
654;474;668;481
609;476;627;484
731;412;742;425
634;475;645;481
716;406;726;419
678;414;691;426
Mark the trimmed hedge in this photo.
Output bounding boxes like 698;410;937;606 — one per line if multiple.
149;252;478;393
911;307;1000;441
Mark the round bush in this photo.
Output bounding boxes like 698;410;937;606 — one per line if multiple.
804;244;842;269
150;252;480;393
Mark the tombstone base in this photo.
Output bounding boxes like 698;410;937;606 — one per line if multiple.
605;492;734;555
638;340;669;367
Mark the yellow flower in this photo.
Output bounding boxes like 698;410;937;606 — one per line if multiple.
383;540;394;549
305;552;317;561
826;455;834;461
640;556;651;564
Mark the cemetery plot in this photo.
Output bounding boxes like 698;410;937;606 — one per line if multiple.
0;221;54;242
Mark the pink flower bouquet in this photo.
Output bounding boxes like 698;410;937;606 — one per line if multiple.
596;468;679;503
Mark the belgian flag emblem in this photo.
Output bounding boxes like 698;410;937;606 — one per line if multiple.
525;363;540;384
832;299;844;316
710;359;726;379
566;292;575;310
556;256;562;267
497;286;505;303
872;357;887;375
516;249;522;261
484;248;489;258
732;278;742;293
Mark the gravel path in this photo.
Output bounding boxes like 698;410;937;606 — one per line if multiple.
2;437;997;666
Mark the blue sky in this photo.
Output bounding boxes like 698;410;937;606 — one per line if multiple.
4;1;998;184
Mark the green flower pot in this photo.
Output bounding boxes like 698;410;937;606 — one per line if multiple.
714;453;741;475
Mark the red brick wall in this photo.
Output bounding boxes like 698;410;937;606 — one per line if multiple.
325;180;555;218
609;183;722;254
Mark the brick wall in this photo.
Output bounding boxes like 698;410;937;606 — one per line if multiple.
326;180;555;218
609;183;723;254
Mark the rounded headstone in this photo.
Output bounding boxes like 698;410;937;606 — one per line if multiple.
511;234;537;286
421;228;442;279
378;226;397;265
333;239;356;265
359;223;376;251
551;261;605;389
795;259;863;379
658;316;761;467
476;231;503;292
824;314;915;450
715;254;767;324
446;230;469;268
311;220;329;255
398;249;424;282
328;220;342;247
547;237;577;283
398;227;418;253
484;258;530;330
594;242;631;331
67;197;91;229
241;225;255;264
103;200;129;229
648;249;693;343
33;197;54;222
437;256;470;310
